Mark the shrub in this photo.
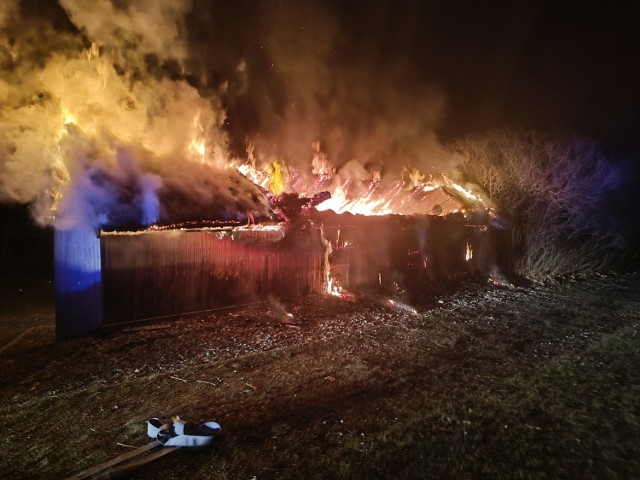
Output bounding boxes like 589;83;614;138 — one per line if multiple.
450;129;631;280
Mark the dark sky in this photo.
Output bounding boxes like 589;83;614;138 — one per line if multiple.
352;0;640;141
180;0;640;157
415;0;640;146
327;0;640;145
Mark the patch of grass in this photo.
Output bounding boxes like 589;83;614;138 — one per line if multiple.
2;275;639;479
386;322;640;479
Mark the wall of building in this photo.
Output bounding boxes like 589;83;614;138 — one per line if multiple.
54;227;103;338
100;228;324;325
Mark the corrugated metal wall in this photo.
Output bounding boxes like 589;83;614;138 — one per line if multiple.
55;213;489;337
54;227;103;338
100;228;324;324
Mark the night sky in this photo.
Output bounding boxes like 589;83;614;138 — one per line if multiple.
376;1;637;146
414;1;640;147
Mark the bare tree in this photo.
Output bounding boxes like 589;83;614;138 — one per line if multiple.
450;129;626;280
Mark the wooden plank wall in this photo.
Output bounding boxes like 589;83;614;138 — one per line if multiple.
55;213;488;335
101;229;324;324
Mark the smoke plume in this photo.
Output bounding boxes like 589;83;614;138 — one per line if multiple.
0;0;270;230
188;0;450;181
1;0;450;229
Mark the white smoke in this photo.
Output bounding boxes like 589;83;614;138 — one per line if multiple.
60;0;192;65
0;0;270;230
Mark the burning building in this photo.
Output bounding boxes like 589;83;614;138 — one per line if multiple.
0;1;498;338
54;223;325;338
54;181;491;338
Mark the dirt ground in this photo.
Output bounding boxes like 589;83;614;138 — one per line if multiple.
1;272;639;479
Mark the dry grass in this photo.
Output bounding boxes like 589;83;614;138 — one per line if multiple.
0;273;639;479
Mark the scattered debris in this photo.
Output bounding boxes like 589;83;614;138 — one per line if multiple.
115;442;136;449
196;379;218;386
64;440;174;480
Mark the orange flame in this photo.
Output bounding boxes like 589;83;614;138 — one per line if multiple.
267;160;286;195
188;111;207;162
226;140;488;217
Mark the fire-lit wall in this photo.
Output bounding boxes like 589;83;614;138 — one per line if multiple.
100;228;324;325
55;226;324;337
54;213;489;338
313;212;479;291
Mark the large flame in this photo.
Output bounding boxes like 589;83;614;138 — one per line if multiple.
0;4;270;230
229;153;487;217
0;1;489;231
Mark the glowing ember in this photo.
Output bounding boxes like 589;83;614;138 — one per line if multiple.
388;299;418;315
326;275;344;297
488;274;514;289
465;242;473;261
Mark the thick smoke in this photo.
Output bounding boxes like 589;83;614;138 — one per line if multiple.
0;1;19;28
60;0;192;65
1;0;451;230
0;0;270;230
187;0;450;183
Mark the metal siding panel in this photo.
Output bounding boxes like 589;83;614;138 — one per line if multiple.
101;229;325;324
54;228;103;337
